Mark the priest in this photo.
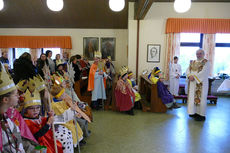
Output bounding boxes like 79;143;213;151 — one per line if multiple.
186;49;209;121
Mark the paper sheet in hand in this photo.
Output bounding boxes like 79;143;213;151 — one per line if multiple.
54;109;75;124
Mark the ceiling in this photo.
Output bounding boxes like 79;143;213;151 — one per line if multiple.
0;0;229;29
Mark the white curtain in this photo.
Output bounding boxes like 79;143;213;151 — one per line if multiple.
202;34;216;76
61;48;71;62
30;48;42;65
164;33;180;80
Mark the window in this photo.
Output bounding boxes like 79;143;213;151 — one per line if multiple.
15;48;30;59
9;48;30;68
179;33;230;76
179;33;203;75
213;34;230;76
43;48;61;59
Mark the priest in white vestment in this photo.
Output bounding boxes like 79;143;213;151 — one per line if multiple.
186;49;209;121
169;56;182;96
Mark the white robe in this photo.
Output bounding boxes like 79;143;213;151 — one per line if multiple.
186;59;209;116
169;63;182;96
91;69;107;101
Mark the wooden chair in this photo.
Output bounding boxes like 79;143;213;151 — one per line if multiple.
74;79;92;106
140;75;167;113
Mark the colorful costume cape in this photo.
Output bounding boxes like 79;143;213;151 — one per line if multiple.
88;63;106;91
115;79;135;111
24;116;63;153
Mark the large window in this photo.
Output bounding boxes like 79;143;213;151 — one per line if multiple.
43;48;61;59
179;33;203;75
214;34;230;76
179;33;230;76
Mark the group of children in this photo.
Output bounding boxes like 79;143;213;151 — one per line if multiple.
0;61;92;153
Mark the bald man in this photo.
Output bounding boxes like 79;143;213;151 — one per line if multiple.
186;49;209;121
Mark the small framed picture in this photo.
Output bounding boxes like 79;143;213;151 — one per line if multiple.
147;44;161;62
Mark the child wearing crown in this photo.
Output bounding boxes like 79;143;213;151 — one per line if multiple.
115;66;135;115
0;64;26;152
50;84;85;147
22;89;65;153
127;71;142;109
148;67;181;109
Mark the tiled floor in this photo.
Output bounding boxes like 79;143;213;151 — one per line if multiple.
78;97;230;153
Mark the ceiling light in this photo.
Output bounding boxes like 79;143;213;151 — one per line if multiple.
109;0;125;12
0;0;4;11
47;0;64;12
174;0;191;13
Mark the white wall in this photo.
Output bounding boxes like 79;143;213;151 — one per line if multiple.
129;2;230;76
0;28;128;71
128;2;137;74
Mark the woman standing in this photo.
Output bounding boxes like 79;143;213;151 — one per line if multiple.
46;50;55;74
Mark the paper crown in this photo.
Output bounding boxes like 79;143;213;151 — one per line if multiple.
24;89;41;108
107;56;111;60
94;51;102;58
128;72;133;77
119;66;128;77
16;75;46;93
16;80;28;92
0;64;16;95
34;75;46;92
152;67;161;76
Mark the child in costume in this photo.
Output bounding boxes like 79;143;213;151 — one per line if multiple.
127;71;142;109
23;89;64;153
148;67;181;109
64;80;92;138
115;66;135;115
50;85;85;147
0;64;25;152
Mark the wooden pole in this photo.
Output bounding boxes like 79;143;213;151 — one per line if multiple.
47;89;58;153
136;19;140;84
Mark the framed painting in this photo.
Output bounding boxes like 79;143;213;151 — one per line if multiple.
147;44;161;63
100;37;116;60
83;37;99;60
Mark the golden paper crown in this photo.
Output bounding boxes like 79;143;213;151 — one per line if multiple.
0;64;16;95
28;78;36;93
24;89;41;108
34;75;46;92
94;51;102;58
16;80;28;92
107;56;111;60
119;66;128;77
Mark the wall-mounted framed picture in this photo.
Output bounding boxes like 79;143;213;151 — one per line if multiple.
83;37;99;60
147;44;161;63
100;37;116;61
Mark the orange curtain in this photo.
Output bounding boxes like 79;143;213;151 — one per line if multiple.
0;36;72;49
202;34;216;76
166;18;230;34
164;33;180;80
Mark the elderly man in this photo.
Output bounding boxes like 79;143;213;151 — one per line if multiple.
186;49;209;121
